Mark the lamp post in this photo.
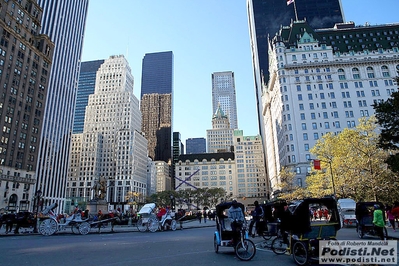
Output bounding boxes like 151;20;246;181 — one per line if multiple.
33;189;42;233
170;195;175;211
313;159;336;198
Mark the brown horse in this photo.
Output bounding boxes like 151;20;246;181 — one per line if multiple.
93;212;122;233
0;212;36;234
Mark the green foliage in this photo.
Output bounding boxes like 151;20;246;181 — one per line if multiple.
145;188;228;210
373;76;399;172
308;116;399;203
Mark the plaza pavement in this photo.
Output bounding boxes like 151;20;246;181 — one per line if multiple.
1;219;399;240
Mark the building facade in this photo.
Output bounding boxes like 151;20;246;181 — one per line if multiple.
207;104;234;153
233;130;269;199
73;60;104;133
155;161;171;192
212;71;238;129
247;0;344;175
36;0;89;212
140;51;173;164
186;138;206;154
0;0;54;212
175;153;236;197
264;20;399;192
66;55;148;211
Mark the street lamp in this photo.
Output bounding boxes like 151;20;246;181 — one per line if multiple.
170;195;175;211
313;159;336;198
33;190;42;233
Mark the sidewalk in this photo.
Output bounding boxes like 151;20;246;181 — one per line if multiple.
0;218;216;236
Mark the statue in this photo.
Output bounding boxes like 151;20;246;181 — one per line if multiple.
92;176;107;200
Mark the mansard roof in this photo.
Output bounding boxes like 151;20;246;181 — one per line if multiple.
274;19;399;53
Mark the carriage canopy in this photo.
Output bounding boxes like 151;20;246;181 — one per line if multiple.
138;203;156;215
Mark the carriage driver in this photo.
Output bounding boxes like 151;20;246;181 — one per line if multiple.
228;200;245;244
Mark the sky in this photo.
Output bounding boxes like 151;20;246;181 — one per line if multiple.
80;0;399;146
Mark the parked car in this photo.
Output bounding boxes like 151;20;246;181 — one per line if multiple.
337;198;356;227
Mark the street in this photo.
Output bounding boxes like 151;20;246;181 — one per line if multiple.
0;226;398;266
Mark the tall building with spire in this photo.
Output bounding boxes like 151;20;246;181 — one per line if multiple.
140;51;173;163
212;71;238;129
207;104;234;153
36;0;89;212
0;0;54;212
67;55;148;211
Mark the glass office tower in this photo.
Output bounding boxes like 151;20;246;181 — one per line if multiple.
36;0;89;212
140;51;174;163
73;60;105;133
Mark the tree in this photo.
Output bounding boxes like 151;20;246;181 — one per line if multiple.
373;76;399;172
278;166;309;201
309;117;398;202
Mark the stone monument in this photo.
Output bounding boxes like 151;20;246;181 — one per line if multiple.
86;176;109;215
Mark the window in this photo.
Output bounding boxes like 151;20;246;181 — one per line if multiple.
299;103;304;110
312;122;317;129
338;68;346;80
381;66;390;77
303;133;308;140
296;85;301;91
352;67;360;79
308;94;313;100
300;113;306;120
314;133;319;140
298;94;303;101
367;66;375;78
320;93;325;99
302;123;307;130
324;122;330;129
309;103;314;109
304;144;309;151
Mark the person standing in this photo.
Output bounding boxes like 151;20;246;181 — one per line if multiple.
373;204;386;240
196;211;202;223
203;210;207;223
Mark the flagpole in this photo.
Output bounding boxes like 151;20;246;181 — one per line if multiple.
293;0;298;21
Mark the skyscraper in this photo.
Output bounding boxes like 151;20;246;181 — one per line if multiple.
186;138;206;154
207;105;234;153
67;55;148;211
141;51;173;97
73;60;104;133
140;51;173;163
212;71;238;129
0;0;54;212
36;0;89;212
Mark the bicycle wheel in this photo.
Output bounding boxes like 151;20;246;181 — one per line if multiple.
136;218;147;232
214;235;219;253
235;239;256;261
271;235;287;255
292;241;308;266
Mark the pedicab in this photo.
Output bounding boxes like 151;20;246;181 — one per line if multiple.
213;201;256;261
355;201;388;239
270;197;341;265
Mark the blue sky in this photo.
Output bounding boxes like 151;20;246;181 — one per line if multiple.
81;0;399;145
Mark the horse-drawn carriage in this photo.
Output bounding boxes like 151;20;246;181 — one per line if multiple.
0;211;36;234
136;203;177;232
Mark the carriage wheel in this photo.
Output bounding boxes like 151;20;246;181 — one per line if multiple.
148;218;159;232
79;222;91;235
71;224;80;234
214;235;219;253
39;219;58;236
292;241;308;266
170;220;177;231
137;218;147;232
235;239;256;261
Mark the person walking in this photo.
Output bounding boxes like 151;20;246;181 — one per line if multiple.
386;206;396;232
203;210;207;223
248;200;264;237
373;204;386;240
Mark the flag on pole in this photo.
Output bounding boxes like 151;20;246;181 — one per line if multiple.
287;0;294;6
314;159;321;170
